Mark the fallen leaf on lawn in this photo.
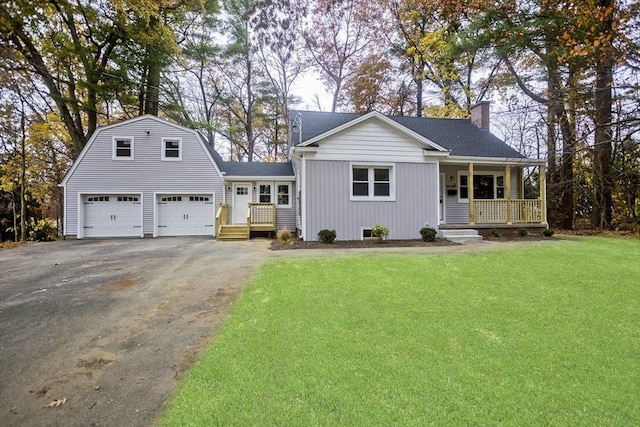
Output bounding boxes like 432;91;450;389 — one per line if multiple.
44;398;67;408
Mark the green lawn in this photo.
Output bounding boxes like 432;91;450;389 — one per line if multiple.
160;237;640;426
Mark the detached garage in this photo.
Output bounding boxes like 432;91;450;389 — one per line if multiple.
60;115;225;239
155;194;215;236
81;194;143;238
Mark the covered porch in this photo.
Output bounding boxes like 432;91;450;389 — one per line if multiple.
440;159;547;228
215;203;276;240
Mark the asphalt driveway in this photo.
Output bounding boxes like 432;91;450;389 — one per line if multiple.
0;237;272;426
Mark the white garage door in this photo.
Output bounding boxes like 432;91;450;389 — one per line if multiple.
156;194;214;236
82;194;142;237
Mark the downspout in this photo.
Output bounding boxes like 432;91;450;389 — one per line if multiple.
301;153;306;240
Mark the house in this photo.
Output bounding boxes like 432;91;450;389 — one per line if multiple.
288;104;546;241
61;104;546;241
60;115;296;239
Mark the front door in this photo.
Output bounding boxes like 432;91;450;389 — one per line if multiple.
232;183;252;224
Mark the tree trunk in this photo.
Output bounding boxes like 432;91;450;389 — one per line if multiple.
19;109;27;242
144;58;160;116
591;0;615;229
415;77;423;117
246;49;254;162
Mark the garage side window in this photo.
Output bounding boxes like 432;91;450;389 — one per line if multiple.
113;137;134;160
162;138;182;161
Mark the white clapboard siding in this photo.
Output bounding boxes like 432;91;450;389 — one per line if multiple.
311;119;432;163
64;117;223;236
305;160;439;241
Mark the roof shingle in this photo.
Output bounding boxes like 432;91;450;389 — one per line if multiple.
289;110;526;159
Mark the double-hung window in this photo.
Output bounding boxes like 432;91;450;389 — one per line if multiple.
351;164;394;200
277;184;291;207
257;183;291;207
259;184;272;203
162;138;182;160
113;137;134;160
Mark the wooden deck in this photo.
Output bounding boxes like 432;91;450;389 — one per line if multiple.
216;203;276;241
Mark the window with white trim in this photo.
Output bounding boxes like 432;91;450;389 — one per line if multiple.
351;165;394;200
458;172;505;202
162;138;182;160
276;183;291;207
259;184;272;203
113;137;134;160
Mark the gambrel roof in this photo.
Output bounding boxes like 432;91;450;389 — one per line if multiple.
289;110;527;159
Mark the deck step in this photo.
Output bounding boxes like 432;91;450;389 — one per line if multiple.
217;225;249;241
438;229;483;243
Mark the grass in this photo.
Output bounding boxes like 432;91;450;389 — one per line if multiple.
160;237;640;426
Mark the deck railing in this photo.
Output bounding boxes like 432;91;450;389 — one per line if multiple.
474;199;542;224
215;203;228;236
248;203;276;231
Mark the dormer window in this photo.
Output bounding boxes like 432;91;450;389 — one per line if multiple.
162;138;182;161
113;137;134;160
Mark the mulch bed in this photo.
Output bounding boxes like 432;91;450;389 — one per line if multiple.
271;238;458;250
270;233;556;250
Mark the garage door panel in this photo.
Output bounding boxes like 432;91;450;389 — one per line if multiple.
157;194;214;236
83;195;142;237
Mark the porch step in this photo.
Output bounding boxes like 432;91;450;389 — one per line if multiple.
217;224;249;241
438;229;483;243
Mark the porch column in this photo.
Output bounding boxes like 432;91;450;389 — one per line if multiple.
518;168;524;198
505;164;512;225
540;164;547;225
468;162;475;225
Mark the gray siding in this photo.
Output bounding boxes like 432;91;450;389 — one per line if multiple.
224;180;296;230
305;160;439;241
64;117;223;236
441;164;521;224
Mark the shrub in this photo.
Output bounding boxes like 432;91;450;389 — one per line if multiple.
276;227;293;243
28;218;58;241
542;228;555;237
317;229;336;244
491;228;502;238
517;227;529;237
420;226;437;242
371;223;389;241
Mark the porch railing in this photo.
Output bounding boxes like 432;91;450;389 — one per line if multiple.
248;203;276;231
474;199;542;224
215;203;228;236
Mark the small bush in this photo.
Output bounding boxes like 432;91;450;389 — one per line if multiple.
317;229;337;244
420;226;437;242
28;218;58;241
371;223;389;241
276;227;293;243
491;228;502;238
517;227;529;237
542;228;555;237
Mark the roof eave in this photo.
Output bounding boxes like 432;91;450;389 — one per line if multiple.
223;175;295;181
441;155;546;165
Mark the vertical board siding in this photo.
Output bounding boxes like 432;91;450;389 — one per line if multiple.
305;160;438;241
65;118;223;236
313;119;432;163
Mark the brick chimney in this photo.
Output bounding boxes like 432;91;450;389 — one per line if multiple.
471;101;490;131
